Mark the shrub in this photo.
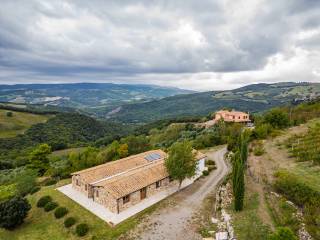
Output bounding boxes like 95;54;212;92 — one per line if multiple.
253;146;265;156
206;159;215;165
274;170;320;207
0;196;31;230
76;223;89;236
30;186;41;195
37;195;52;208
253;123;273;139
44;202;58;212
264;109;290;129
269;227;297;240
16;169;37;197
202;170;209;176
208;165;216;172
54;207;68;219
6;111;13;117
64;217;76;228
43;178;57;186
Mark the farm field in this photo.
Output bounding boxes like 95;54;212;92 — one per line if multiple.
0;109;51;138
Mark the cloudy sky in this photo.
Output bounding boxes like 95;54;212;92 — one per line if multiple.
0;0;319;91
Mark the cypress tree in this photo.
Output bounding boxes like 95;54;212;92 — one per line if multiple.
232;131;249;211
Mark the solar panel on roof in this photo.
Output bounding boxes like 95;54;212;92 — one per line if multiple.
145;153;161;161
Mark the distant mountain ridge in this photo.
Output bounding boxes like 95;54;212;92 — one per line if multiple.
0;82;194;110
105;82;320;123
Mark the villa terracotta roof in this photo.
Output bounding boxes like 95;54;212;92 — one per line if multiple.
72;149;167;183
216;110;248;115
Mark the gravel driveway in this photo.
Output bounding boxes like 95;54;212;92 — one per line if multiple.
125;147;229;240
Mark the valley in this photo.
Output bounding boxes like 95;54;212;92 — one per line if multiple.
0;83;193;112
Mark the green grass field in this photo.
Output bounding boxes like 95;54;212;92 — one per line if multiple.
231;191;271;240
0;109;51;138
290;162;320;192
0;179;160;240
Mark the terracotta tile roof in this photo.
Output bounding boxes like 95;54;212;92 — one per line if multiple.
72;149;167;183
93;150;207;199
93;160;168;199
195;150;206;160
72;149;206;199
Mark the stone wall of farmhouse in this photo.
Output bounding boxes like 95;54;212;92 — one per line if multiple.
93;188;118;213
72;164;204;214
72;175;89;197
118;177;174;212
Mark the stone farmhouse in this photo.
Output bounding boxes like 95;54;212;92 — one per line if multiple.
71;149;206;214
214;110;250;123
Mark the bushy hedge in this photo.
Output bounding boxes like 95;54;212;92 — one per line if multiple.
30;186;41;195
44;202;58;212
202;170;209;176
54;207;68;219
76;223;89;236
64;217;76;228
206;159;215;165
43;178;57;186
37;195;52;208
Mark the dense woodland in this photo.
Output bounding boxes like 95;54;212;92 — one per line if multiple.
0;112;129;169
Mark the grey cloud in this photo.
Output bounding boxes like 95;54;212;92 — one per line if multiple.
0;0;319;89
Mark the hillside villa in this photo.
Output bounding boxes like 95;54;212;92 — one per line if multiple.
70;149;206;215
198;109;251;128
214;110;250;123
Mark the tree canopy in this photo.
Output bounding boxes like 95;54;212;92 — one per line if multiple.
28;144;52;175
165;140;196;188
0;196;31;230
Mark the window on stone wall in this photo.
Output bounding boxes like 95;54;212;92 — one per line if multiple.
96;190;99;197
85;184;87;191
123;195;130;204
76;179;80;186
156;180;161;188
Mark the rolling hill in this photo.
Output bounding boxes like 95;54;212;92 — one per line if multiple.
0;83;193;110
105;82;320;123
0;112;130;168
0;109;51;138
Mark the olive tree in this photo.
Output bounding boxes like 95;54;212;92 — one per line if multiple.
165;140;196;188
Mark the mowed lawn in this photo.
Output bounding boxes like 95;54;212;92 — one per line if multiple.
0;109;51;138
0;179;158;240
